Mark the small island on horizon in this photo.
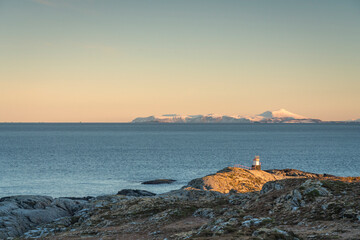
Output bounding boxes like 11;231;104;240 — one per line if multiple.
132;109;359;124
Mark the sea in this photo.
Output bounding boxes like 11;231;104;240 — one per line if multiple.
0;123;359;198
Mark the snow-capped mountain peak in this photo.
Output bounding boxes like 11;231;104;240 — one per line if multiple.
131;109;320;123
259;109;308;119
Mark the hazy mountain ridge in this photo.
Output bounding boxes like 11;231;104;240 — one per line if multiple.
132;109;322;123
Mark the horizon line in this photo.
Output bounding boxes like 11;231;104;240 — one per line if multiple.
0;121;358;124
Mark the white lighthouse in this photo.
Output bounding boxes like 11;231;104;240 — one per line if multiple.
252;156;261;170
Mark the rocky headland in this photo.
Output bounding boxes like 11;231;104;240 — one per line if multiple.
1;167;360;240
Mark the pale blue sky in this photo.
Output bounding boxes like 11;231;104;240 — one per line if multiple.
1;0;360;121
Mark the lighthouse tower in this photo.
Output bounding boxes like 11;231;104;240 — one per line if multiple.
252;156;261;170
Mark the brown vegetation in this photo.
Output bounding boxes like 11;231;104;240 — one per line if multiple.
14;168;360;240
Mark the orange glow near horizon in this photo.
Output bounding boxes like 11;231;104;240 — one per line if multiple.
1;1;360;122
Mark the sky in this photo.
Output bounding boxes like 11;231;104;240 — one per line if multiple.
1;0;359;122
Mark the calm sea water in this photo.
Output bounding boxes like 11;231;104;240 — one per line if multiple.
0;123;359;198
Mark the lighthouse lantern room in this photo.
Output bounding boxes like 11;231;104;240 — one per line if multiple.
252;156;261;170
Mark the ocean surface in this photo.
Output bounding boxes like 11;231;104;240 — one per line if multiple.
0;123;359;198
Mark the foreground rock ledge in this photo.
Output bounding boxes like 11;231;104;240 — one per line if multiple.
1;167;360;240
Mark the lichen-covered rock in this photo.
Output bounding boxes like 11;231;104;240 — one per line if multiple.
301;179;330;197
193;208;215;219
242;217;273;228
261;181;285;194
252;227;299;240
2;168;360;240
161;188;225;201
266;169;320;178
184;167;285;193
275;189;305;211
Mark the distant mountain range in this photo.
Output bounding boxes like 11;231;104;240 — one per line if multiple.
131;109;324;123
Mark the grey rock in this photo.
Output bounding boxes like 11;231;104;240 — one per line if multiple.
141;179;176;184
301;180;330;197
160;189;225;201
242;217;272;228
228;192;252;205
0;195;88;239
342;209;358;219
226;218;239;226
252;227;292;238
193;208;215;219
321;203;329;210
117;189;156;197
291;189;303;209
223;209;239;217
261;181;284;194
266;169;320;178
275;189;305;211
149;209;179;222
207;218;239;235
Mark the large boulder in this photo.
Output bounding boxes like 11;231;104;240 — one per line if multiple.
184;167;284;194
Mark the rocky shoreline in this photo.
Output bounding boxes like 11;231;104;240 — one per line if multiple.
1;167;360;240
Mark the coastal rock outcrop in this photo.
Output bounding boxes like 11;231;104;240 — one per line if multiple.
0;195;88;239
265;168;321;178
185;167;360;194
184;167;285;193
3;167;360;239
